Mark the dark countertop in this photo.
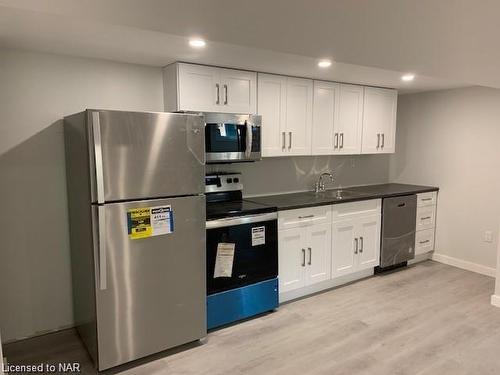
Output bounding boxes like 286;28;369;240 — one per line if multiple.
245;183;439;211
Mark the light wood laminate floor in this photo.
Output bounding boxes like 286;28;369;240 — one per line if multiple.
5;261;500;374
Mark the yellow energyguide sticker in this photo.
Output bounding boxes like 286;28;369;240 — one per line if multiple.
128;207;152;239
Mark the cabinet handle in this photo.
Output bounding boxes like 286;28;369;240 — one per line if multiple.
282;132;286;150
215;84;220;105
302;248;306;267
381;133;385;148
377;134;380;149
359;236;364;253
288;132;292;150
340;133;344;149
298;214;314;219
308;247;312;265
223;84;228;105
421;216;432;220
334;133;339;149
354;238;358;254
419;240;430;244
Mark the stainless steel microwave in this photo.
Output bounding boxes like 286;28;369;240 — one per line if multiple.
202;112;261;163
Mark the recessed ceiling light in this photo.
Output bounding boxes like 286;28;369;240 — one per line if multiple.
401;73;415;82
318;60;332;68
189;39;206;48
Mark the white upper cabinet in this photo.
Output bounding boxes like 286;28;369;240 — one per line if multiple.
219;68;257;114
312;81;340;154
361;87;398;154
312;82;363;155
285;77;313;156
257;73;312;157
258;73;287;156
163;62;398;156
336;84;364;154
163;63;257;114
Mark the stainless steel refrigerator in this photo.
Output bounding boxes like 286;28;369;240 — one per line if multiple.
64;109;206;371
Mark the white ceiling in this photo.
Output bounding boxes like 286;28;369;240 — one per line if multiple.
2;0;496;93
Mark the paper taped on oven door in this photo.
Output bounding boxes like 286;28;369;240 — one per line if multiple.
251;226;265;246
214;243;235;278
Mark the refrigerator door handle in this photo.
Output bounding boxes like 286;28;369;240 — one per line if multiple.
97;205;107;290
92;111;105;204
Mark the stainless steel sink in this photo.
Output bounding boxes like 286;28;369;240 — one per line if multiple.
311;189;365;200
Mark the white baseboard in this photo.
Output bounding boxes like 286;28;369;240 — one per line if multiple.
491;294;500;308
432;253;496;277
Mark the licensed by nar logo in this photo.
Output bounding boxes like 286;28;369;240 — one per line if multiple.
2;362;81;373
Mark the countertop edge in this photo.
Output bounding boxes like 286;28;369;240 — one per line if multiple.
246;185;439;212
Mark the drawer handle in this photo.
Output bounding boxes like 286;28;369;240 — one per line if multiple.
419;240;431;244
421;198;433;201
298;214;314;219
421;216;432;220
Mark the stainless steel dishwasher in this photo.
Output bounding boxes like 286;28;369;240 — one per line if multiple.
377;194;417;272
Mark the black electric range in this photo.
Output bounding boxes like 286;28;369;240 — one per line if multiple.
205;172;277;219
205;172;279;330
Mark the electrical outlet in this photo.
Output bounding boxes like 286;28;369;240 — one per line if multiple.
350;158;356;168
484;231;493;243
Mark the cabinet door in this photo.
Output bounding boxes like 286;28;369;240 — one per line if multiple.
177;63;220;112
356;215;381;270
285;77;313;156
305;223;332;285
312;81;340;155
278;228;306;293
258;73;287;157
332;219;357;277
336;84;363;154
219;68;257;114
361;87;397;154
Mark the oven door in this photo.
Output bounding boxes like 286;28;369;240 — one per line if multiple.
205;122;261;163
206;212;277;295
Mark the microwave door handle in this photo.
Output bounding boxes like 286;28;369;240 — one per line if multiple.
245;122;252;157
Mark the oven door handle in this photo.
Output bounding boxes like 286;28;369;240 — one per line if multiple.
206;212;277;229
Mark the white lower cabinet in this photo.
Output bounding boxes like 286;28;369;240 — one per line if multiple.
278;199;381;300
278;222;331;293
332;212;381;278
279;227;307;292
414;191;438;256
331;218;357;277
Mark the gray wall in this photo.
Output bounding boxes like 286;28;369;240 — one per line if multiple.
0;48;164;342
390;87;500;270
0;48;392;342
207;155;391;196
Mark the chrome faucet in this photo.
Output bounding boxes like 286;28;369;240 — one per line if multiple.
314;172;334;193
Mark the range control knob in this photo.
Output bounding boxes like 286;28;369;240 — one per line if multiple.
233;178;240;183
226;178;233;183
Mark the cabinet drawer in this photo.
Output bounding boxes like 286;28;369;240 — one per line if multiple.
416;205;436;231
415;228;435;255
279;205;332;230
417;191;437;207
333;199;381;221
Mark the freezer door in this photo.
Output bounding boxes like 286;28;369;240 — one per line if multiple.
88;110;205;202
93;195;206;370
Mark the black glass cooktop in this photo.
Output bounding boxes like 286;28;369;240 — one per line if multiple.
206;199;277;220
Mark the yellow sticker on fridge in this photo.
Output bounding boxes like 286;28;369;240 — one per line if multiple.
127;206;174;239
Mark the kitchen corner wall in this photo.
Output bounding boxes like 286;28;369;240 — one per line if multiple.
0;48;164;342
390;87;500;271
